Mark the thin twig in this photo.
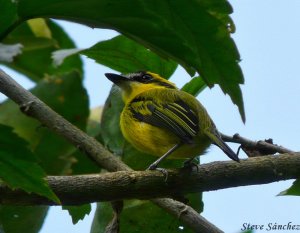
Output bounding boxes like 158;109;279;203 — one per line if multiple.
0;69;221;233
221;133;294;156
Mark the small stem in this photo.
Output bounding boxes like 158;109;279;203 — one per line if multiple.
221;133;294;154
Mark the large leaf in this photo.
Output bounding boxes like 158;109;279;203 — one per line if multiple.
29;50;87;174
0;0;18;39
0;71;89;174
0;8;88;231
81;35;177;78
1;18;82;82
0;143;49;232
0;124;59;202
0;0;245;121
0;70;88;232
91;195;202;233
53;35;177;78
0;206;47;233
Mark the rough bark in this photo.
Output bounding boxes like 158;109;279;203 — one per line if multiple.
0;153;299;205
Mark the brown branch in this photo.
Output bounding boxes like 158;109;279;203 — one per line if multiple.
1;154;299;205
0;69;220;233
151;198;222;233
0;70;129;172
221;133;294;155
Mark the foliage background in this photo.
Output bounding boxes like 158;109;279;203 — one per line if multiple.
1;0;300;233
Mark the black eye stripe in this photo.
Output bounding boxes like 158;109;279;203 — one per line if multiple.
133;73;153;83
128;72;176;89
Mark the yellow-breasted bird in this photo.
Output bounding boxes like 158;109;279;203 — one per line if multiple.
105;71;239;169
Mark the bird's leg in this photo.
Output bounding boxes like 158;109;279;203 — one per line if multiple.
183;157;199;172
147;143;181;170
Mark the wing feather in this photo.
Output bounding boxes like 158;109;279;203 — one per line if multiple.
130;98;199;144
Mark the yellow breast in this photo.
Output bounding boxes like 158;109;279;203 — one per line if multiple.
120;103;211;159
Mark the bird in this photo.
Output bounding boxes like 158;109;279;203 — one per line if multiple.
105;71;239;170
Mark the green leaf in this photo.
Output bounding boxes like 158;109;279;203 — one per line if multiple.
0;0;18;39
0;71;89;175
278;179;300;196
32;72;89;174
70;107;102;175
0;0;245;121
0;71;87;232
1;19;82;82
0;206;48;233
99;87;125;156
181;76;207;96
81;35;177;78
91;195;202;233
0;124;59;202
69;150;101;175
0;10;88;231
62;204;92;224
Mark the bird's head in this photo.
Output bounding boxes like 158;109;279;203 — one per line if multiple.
105;71;177;102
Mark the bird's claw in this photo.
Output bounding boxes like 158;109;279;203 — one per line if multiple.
156;168;169;181
147;165;169;182
183;159;199;172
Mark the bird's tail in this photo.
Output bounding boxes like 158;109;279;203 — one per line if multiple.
205;131;240;162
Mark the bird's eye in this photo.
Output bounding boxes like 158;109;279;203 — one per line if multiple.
140;74;152;82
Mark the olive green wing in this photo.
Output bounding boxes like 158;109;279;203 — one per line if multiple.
130;98;199;144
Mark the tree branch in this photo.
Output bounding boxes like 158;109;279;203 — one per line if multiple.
0;69;129;172
222;133;294;155
1;153;299;205
0;69;221;233
151;198;221;233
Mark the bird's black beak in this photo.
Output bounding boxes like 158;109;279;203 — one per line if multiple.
105;73;129;85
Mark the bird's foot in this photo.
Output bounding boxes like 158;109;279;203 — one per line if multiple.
147;165;168;182
183;158;199;172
